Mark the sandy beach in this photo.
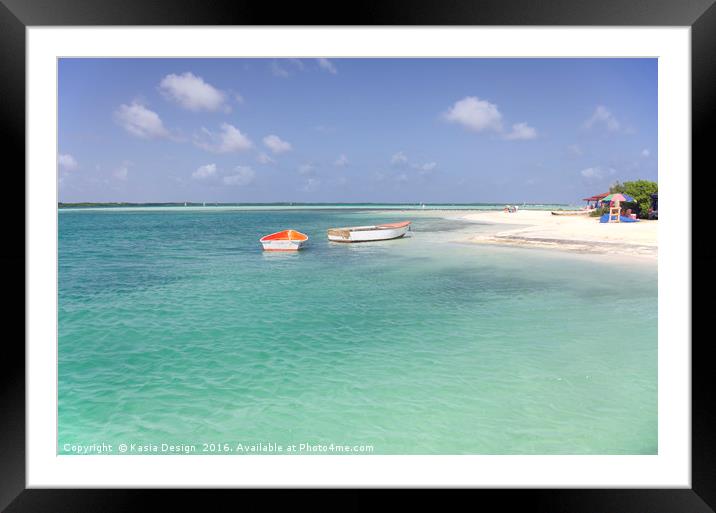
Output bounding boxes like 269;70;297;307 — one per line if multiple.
452;210;658;260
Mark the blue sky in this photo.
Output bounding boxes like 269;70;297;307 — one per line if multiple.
58;58;657;204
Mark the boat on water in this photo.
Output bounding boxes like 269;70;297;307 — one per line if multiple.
551;209;595;216
327;221;411;243
259;229;308;251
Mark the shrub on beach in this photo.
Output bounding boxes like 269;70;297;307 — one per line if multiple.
590;205;609;217
610;180;658;219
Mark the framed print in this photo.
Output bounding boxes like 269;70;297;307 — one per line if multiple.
3;0;714;510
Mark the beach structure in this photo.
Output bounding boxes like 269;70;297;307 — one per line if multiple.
601;193;636;223
327;221;411;242
582;192;610;209
259;229;308;251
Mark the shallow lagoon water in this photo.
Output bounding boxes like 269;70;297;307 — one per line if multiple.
58;208;657;454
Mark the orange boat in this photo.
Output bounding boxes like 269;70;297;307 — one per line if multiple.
259;229;308;251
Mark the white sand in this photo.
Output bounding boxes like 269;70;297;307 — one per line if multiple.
454;210;658;260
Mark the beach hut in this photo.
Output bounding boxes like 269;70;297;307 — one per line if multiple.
582;192;610;209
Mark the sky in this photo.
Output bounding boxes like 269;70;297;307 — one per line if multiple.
58;58;657;204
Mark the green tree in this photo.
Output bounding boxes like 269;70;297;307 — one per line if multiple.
610;181;625;194
610;180;657;219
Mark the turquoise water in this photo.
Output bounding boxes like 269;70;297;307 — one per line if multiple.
58;208;657;455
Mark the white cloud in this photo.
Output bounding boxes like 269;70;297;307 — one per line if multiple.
314;125;335;133
195;123;253;153
288;59;305;70
114;102;170;139
414;161;437;172
301;178;320;192
58;153;78;171
270;61;290;78
298;163;315;176
334;154;349;167
580;166;616;180
641;148;651;157
504;122;538;140
444;96;503;133
192;163;217;180
159;72;228;112
393;153;438;174
317;58;337;74
223;166;255;186
113;163;129;181
263;134;292;154
568;144;584;157
391;151;408;165
584;106;621;132
395;173;409;183
257;153;275;165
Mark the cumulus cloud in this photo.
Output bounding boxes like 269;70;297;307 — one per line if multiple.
391;151;408;166
334;154;348;167
444;96;503;133
159;72;228;112
58;153;78;171
504;122;537;140
223;166;255;186
317;58;337;74
443;96;538;140
263;134;292;154
114;102;170;139
584;106;621;132
195;123;253;153
192;163;217;180
257;153;275;165
580;166;616;180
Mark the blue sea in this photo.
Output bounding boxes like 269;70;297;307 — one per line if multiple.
58;207;657;455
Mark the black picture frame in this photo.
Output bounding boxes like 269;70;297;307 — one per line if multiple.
2;0;712;510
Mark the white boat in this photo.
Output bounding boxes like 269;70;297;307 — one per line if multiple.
259;229;308;251
327;221;411;243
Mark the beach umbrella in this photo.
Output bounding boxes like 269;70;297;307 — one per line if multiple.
602;193;635;203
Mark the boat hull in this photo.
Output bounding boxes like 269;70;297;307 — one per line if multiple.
259;229;308;251
260;239;307;251
327;222;411;242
